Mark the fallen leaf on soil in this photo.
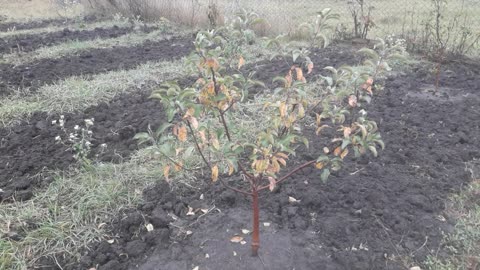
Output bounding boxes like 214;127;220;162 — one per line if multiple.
200;194;204;200
186;230;193;235
240;240;247;245
230;236;244;243
192;266;199;270
107;239;114;244
233;251;237;256
145;224;154;232
205;253;210;258
323;147;330;154
88;268;96;270
200;209;208;214
263;222;271;227
211;165;219;182
241;229;250;234
409;267;422;270
186;206;195;216
288;196;300;203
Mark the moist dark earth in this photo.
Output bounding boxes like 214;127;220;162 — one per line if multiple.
0;36;193;96
1;35;479;270
0;25;156;54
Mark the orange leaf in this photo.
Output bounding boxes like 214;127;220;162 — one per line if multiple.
277;158;287;167
295;67;306;83
174;162;183;171
238;56;245;69
189;116;199;130
366;77;374;85
340;148;349;159
276;152;289;159
285;70;293;88
230;236;244;243
307;62;314;74
315;162;325;169
205;58;219;70
343;127;352;138
163;165;171;182
348;95;357;107
178;125;187;142
333;146;342;156
228;162;235;176
268;177;276;191
211;165;219;182
183;107;195;119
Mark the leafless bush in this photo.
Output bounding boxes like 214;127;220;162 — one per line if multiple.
81;0;214;26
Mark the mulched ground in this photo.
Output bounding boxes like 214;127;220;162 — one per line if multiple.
0;36;193;96
27;44;479;269
0;15;98;31
0;25;156;54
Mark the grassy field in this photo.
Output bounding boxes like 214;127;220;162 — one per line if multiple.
0;1;479;269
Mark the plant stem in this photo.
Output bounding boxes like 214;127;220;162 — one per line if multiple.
186;121;211;169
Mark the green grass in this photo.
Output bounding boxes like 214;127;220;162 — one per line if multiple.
425;159;480;270
0;150;167;269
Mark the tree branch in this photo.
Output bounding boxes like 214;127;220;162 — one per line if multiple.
186;120;211;169
258;160;316;191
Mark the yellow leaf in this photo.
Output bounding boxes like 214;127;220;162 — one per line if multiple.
238;56;245;69
348;95;357;107
174;162;183;171
343;127;352;138
277;157;287;167
205;58;220;70
285;70;293;88
184;107;195;119
315;162;325;169
212;138;220;150
295;67;306;83
230;235;243;243
340;148;349;159
268;177;276;191
178;125;187;142
276;152;289;159
298;103;305;118
163;165;171;182
211;165;219;182
189;116;199;130
333;146;342;156
307;62;314;74
279;102;287;118
228;162;235;176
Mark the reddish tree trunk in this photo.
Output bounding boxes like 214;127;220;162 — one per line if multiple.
251;188;260;256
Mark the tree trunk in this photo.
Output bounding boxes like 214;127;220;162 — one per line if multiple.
251;188;260;256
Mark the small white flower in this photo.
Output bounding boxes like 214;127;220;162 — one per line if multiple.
55;136;61;141
52;120;57;125
74;125;80;130
84;119;94;126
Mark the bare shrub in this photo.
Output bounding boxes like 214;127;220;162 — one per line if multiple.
81;0;214;26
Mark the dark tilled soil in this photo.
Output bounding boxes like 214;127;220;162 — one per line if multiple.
65;52;479;269
0;91;165;202
0;25;155;54
0;36;193;96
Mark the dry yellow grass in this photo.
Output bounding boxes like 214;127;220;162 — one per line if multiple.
0;0;84;21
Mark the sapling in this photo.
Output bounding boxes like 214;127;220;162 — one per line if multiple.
136;19;405;256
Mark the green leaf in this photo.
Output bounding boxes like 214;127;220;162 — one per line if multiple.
368;145;378;157
292;49;301;62
321;169;330;183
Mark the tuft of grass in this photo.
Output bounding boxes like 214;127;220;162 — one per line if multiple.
0;150;169;269
425;159;480;270
0;59;185;126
